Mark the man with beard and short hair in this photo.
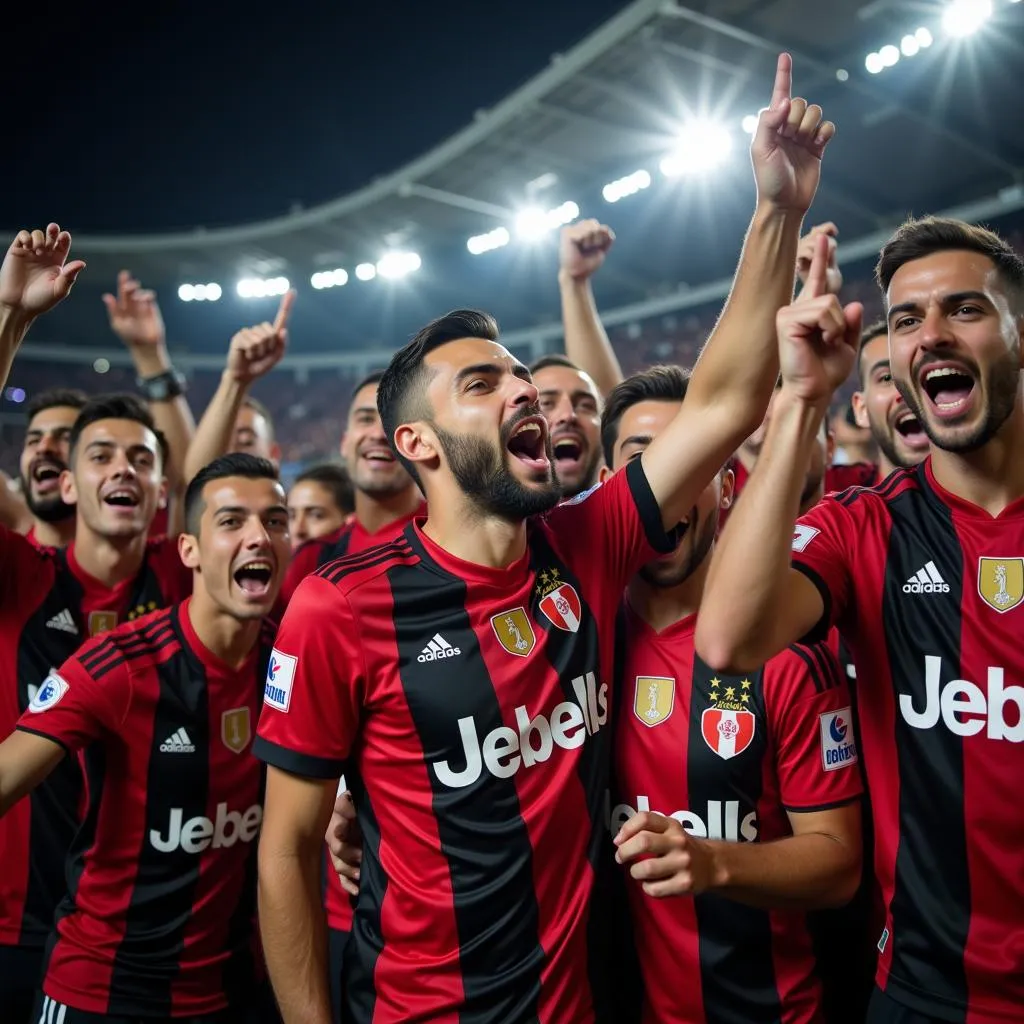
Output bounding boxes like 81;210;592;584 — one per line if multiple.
16;388;87;549
530;354;604;497
600;365;862;1024
0;223;193;1020
851;320;930;478
279;370;425;607
254;53;839;1021
698;215;1024;1023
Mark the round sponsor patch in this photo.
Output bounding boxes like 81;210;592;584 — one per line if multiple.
29;673;70;713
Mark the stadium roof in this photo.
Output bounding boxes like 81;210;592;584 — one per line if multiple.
17;0;1024;361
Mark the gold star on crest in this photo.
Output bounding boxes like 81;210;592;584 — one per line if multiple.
724;685;736;700
710;677;721;688
741;679;751;690
740;693;749;703
538;570;550;586
710;690;720;702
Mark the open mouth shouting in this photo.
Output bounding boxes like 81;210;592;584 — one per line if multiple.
892;409;929;451
233;559;274;600
31;459;66;495
506;415;551;475
919;362;976;421
101;487;141;515
551;431;588;476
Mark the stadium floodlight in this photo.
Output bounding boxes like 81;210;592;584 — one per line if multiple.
602;170;652;204
942;0;992;36
660;121;733;178
178;282;221;302
467;226;511;255
93;358;110;374
204;283;222;301
879;44;901;66
901;34;921;56
741;114;760;134
355;263;377;282
836;68;850;81
236;277;289;299
514;201;579;240
312;268;349;290
865;51;885;73
376;251;422;280
178;284;195;302
4;387;25;404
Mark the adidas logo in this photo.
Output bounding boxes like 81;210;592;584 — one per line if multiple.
417;633;462;663
903;561;950;594
46;609;78;635
160;728;196;754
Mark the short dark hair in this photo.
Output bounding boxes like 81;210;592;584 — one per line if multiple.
857;319;889;386
349;370;385;403
529;354;580;375
184;452;280;535
294;462;355;516
876;217;1024;309
69;393;170;469
377;309;500;486
26;387;88;424
601;365;690;467
241;395;275;439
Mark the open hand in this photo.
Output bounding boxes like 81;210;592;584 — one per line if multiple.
0;223;86;319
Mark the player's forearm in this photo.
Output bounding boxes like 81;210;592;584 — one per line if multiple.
559;272;622;397
258;848;332;1024
183;372;248;484
707;828;861;910
0;307;34;395
698;389;827;669
687;205;802;433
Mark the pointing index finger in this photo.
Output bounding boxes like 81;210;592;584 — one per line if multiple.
769;53;792;110
802;232;830;300
273;289;296;333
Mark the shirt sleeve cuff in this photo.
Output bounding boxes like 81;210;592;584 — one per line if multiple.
253;736;346;780
791;561;833;645
625;458;681;554
15;724;74;758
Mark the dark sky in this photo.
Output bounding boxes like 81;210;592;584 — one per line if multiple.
4;0;631;235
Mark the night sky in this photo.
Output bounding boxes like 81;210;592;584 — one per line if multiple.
4;0;631;234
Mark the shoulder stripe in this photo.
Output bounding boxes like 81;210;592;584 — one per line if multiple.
78;615;178;679
786;641;840;694
316;538;415;586
877;466;916;498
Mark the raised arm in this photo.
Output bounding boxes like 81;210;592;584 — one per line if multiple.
640;54;835;530
0;224;86;392
559;219;622;396
696;235;862;670
183;290;292;483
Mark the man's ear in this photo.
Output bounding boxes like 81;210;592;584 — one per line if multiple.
178;531;200;571
719;467;736;511
59;468;77;507
394;421;439;472
851;391;870;430
599;464;613;483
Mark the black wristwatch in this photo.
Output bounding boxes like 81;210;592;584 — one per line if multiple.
137;369;187;401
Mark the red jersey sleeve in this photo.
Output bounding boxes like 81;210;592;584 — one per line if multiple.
789;494;855;642
765;643;863;812
280;537;327;608
146;536;192;603
15;639;133;753
545;457;679;591
253;575;364;780
0;522;54;610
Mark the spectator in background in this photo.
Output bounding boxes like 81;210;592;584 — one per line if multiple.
236;395;281;466
287;463;354;550
829;400;876;467
7;388;87;549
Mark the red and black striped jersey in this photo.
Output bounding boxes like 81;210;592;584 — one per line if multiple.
256;459;677;1023
0;526;190;953
792;458;1024;1022
15;600;272;1018
611;603;861;1023
279;502;426;609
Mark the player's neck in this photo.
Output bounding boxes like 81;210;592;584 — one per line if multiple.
355;486;421;534
33;515;75;549
187;591;261;669
930;404;1024;516
627;555;710;633
878;453;900;479
422;500;528;570
72;527;148;587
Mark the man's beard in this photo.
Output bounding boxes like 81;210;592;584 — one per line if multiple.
868;412;917;471
639;505;716;589
896;357;1019;454
557;444;603;499
434;416;561;522
19;471;75;524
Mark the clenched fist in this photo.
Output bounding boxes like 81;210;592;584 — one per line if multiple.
225;290;295;385
559;219;615;282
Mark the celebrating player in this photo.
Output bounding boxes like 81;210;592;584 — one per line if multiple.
287;463;355;550
697;216;1024;1022
0;453;287;1022
255;52;836;1023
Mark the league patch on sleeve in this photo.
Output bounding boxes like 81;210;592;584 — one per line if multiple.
265;649;298;712
792;524;820;553
559;481;602;506
28;672;70;714
819;708;858;771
